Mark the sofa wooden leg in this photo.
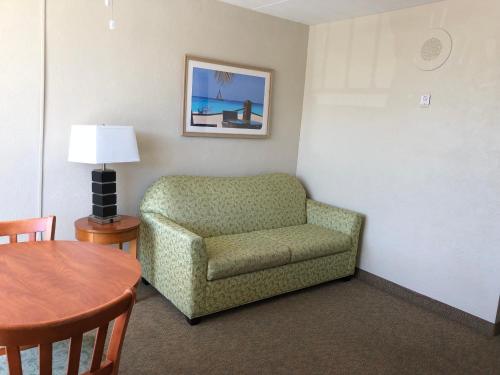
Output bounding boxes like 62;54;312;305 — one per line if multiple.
186;316;201;326
141;277;150;286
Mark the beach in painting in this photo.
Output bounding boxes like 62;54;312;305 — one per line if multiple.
192;96;264;116
190;67;266;129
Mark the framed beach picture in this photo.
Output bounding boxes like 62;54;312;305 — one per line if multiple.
183;55;272;138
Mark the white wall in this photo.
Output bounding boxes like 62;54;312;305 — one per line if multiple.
39;0;308;239
0;0;42;223
297;0;500;323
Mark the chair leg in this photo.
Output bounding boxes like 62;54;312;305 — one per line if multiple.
185;316;201;326
141;277;150;286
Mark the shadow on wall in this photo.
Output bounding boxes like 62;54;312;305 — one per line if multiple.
309;6;499;111
134;130;171;169
308;14;395;108
117;129;171;213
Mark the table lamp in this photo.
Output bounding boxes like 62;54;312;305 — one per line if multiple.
68;124;140;224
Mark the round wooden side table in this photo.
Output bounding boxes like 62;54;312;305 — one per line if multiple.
75;215;140;258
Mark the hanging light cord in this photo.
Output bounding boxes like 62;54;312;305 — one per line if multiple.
105;0;115;30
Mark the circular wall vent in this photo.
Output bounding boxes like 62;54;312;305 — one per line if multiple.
415;28;452;71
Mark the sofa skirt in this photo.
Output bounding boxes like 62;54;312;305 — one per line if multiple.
199;249;355;318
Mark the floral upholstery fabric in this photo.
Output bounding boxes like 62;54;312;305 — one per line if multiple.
306;199;363;259
139;212;207;318
204;250;354;315
140;173;307;237
0;334;95;375
260;224;352;263
205;232;290;281
139;174;364;319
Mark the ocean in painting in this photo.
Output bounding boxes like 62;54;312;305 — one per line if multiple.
191;96;264;116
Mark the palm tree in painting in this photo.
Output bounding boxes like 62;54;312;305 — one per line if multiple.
214;71;233;100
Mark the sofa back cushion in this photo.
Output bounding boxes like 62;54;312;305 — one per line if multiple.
140;173;307;237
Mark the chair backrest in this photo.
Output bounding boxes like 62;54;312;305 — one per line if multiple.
0;288;135;375
140;173;307;237
0;216;56;243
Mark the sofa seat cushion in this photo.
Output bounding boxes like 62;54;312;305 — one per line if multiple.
263;224;351;263
205;232;291;281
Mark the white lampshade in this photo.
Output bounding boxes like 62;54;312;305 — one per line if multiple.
68;125;140;164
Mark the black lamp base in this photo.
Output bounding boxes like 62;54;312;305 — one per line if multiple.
88;215;121;224
91;168;120;224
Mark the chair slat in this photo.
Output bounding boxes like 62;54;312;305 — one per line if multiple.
90;324;109;371
0;216;56;243
6;346;22;375
44;216;56;241
39;343;53;375
105;300;133;374
67;335;83;375
0;288;134;375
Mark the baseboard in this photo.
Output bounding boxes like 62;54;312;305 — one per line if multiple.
495;297;500;335
355;268;499;337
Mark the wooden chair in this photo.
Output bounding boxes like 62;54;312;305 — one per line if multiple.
0;216;56;243
0;288;135;375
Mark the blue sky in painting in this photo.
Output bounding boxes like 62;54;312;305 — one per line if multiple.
192;67;265;104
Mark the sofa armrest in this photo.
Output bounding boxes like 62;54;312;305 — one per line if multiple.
307;199;363;246
139;212;207;317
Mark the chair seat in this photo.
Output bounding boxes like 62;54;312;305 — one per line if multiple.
0;334;95;375
205;224;351;281
262;224;352;263
205;232;290;281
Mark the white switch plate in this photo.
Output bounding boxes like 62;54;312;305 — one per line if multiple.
420;94;431;107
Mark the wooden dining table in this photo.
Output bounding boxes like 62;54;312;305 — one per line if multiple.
0;240;141;354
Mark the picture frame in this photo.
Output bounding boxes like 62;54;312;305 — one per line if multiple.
183;55;272;138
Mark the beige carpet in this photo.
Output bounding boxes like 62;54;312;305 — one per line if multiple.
120;279;500;374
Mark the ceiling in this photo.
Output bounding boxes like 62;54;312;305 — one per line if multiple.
219;0;443;25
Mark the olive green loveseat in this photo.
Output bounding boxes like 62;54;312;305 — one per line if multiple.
139;173;363;323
